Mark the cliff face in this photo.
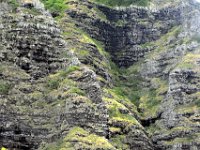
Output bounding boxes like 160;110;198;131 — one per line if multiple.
0;0;200;150
0;1;67;149
68;1;182;67
0;0;109;149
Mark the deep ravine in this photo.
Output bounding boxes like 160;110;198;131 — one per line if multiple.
0;0;200;150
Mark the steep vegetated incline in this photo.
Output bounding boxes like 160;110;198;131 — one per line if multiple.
0;0;200;150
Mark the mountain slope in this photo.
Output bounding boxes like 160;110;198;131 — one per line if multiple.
0;0;200;150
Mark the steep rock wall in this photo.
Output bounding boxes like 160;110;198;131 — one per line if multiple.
0;1;109;149
65;0;200;149
67;0;182;67
0;0;200;150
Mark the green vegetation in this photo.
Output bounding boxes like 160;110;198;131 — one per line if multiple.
0;63;30;80
106;88;138;113
102;87;140;149
194;92;200;107
114;20;127;27
93;0;149;7
139;78;168;118
64;87;86;96
175;104;199;115
109;59;168;119
103;88;139;126
61;66;81;76
9;0;19;10
46;65;87;103
104;96;138;125
177;53;200;70
46;65;81;90
64;127;115;149
78;49;90;57
164;133;200;145
109;127;121;133
110;135;129;149
42;0;150;13
195;99;200;107
42;127;115;150
139;89;162;118
146;123;161;136
41;0;69;16
110;63;144;107
147;26;182;59
81;32;108;56
40;139;64;150
22;7;41;15
47;76;61;90
0;80;11;95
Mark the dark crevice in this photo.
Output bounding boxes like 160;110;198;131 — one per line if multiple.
140;112;162;127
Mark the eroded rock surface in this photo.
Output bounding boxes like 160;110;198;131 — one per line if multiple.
0;0;200;150
0;1;108;149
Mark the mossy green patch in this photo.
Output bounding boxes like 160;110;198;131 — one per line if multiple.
64;87;86;96
168;126;193;134
41;0;69;17
46;65;80;90
9;0;19;11
43;127;115;150
146;123;161;136
47;75;61;90
139;78;168;119
0;63;30;80
64;127;115;149
194;92;200;107
147;26;182;59
92;0;149;7
139;90;162;118
103;88;140;127
78;49;90;57
164;133;200;145
104;88;138;114
109;127;121;133
177;53;200;71
0;80;11;95
29;91;43;100
110;64;144;107
60;66;81;77
175;104;199;115
110;117;139;127
22;7;41;15
80;32;108;56
110;135;129;149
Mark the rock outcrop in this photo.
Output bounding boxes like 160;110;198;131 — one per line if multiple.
0;1;108;149
67;0;182;67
